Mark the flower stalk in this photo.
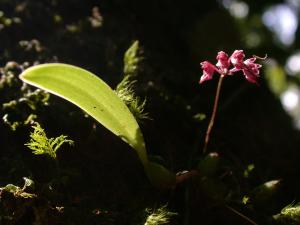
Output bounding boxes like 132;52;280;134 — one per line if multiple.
203;75;224;153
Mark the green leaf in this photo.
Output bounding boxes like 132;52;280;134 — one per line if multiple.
20;63;147;164
20;63;175;187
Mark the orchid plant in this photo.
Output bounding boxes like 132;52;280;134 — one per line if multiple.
19;46;265;191
199;50;265;153
16;46;271;225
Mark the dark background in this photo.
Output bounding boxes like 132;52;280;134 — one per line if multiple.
1;0;300;224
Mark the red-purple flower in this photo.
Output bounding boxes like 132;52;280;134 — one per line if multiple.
242;57;262;83
230;50;245;69
199;50;263;84
216;51;230;73
199;61;218;84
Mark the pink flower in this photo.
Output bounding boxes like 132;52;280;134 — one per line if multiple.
229;50;262;83
199;51;229;84
199;50;264;84
230;50;245;69
199;61;218;84
216;51;230;73
242;57;262;83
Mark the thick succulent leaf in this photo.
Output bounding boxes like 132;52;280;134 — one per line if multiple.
20;63;176;188
20;63;148;166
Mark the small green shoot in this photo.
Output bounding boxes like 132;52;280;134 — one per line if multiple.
25;122;74;159
123;40;143;77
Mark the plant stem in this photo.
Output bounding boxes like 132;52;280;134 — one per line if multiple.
203;75;224;153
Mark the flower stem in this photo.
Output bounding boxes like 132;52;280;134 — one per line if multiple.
203;75;224;153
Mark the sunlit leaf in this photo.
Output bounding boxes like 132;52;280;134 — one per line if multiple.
20;63;175;188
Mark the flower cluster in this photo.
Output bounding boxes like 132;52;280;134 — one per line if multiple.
199;50;263;84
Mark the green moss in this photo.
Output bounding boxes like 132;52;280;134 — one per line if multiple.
144;205;177;225
274;202;300;225
25;122;74;159
115;75;148;121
